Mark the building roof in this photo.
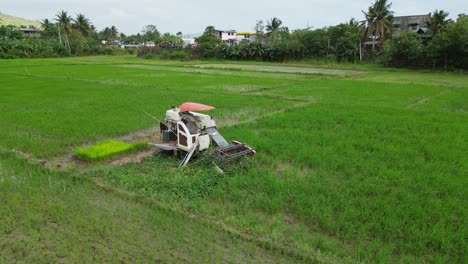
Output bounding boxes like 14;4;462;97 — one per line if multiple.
215;30;236;33
15;28;39;32
417;28;430;34
394;14;430;18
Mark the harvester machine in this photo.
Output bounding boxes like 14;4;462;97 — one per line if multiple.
151;102;256;167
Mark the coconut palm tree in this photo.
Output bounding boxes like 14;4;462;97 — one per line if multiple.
41;18;52;30
40;18;58;37
362;0;394;41
110;25;118;40
55;10;72;53
73;14;91;36
266;17;283;33
429;10;453;36
361;0;394;59
55;10;72;33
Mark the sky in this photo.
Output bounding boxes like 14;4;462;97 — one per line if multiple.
1;0;466;35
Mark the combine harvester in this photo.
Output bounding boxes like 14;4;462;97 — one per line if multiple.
151;102;256;168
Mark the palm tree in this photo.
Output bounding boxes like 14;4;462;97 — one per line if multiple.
429;10;452;36
55;10;72;53
266;17;283;33
347;18;360;28
73;14;91;36
40;18;58;37
361;0;394;59
110;25;118;40
55;10;71;33
41;18;52;30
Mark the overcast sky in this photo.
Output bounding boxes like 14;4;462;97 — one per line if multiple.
1;0;466;35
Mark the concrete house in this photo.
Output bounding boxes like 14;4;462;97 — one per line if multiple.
236;32;254;43
215;30;237;45
393;15;430;33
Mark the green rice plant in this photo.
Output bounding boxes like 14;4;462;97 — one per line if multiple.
76;140;148;162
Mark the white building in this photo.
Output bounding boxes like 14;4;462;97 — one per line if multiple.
182;38;195;47
215;30;237;45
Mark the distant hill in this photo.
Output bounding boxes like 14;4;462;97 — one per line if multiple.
0;12;41;28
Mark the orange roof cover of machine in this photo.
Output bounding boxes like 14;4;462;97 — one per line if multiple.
179;102;215;112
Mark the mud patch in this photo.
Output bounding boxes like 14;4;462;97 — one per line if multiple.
10;149;67;170
110;148;159;166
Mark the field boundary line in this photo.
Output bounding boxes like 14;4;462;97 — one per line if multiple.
220;100;317;128
406;89;452;109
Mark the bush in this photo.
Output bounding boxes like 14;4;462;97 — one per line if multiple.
137;46;161;57
0;38;67;59
160;50;190;61
428;16;468;69
381;32;425;67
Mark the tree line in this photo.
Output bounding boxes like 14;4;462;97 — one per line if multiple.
189;0;466;69
0;11;184;58
1;1;467;69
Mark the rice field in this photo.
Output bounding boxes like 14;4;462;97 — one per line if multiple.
0;55;466;263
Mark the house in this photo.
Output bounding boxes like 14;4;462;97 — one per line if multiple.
182;38;195;47
15;27;40;37
393;15;430;33
236;32;254;43
215;30;237;45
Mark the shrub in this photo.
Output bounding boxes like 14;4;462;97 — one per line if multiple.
160;49;190;61
381;32;426;67
137;46;161;57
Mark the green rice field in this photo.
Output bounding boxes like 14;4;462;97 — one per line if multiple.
0;55;466;263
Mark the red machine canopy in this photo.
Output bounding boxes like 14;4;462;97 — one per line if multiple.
179;102;215;112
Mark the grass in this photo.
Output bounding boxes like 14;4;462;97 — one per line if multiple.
0;55;467;263
76;140;148;162
0;150;296;263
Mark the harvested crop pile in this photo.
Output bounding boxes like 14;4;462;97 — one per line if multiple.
76;140;148;162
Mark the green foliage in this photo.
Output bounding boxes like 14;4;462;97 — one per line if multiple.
159;32;183;48
428;16;468;69
195;30;221;58
141;25;160;42
361;0;394;41
0;25;24;39
381;31;425;66
0;37;66;58
160;49;190;61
